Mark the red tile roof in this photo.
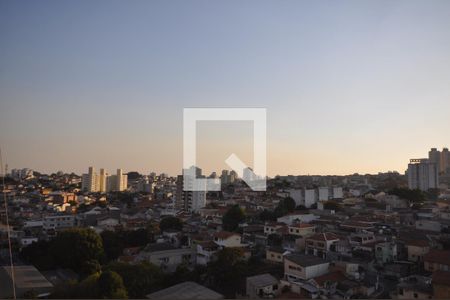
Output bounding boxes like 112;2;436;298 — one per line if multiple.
307;232;340;242
405;239;430;247
433;270;450;286
424;250;450;266
312;271;347;287
213;231;240;239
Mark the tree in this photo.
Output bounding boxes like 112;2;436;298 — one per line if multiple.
101;230;124;262
51;271;128;299
80;259;101;279
274;197;296;217
50;273;100;298
222;205;245;232
389;188;425;206
104;262;164;298
98;270;128;299
207;248;247;298
159;216;183;232
21;240;55;270
50;228;104;272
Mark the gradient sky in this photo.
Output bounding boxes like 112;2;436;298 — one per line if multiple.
1;0;450;177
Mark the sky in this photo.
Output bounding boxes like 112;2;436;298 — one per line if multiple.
1;0;450;177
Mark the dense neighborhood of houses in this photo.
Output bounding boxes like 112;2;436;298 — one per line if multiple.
1;163;450;299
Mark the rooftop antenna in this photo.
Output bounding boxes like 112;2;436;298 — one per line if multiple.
0;147;16;299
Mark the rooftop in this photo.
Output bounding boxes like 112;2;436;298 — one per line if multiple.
285;253;328;267
307;232;340;241
146;281;224;300
247;273;278;288
424;250;450;265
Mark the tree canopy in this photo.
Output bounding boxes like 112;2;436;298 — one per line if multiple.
389;187;425;204
22;228;104;273
104;262;163;298
222;205;245;232
50;228;104;272
274;197;296;217
159;216;183;232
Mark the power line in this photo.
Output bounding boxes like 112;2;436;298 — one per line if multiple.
0;147;16;299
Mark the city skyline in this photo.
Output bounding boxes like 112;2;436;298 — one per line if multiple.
2;1;450;176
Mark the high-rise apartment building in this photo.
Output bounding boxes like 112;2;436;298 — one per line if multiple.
407;159;439;191
428;147;450;174
175;167;206;213
81;167;98;192
81;167;127;192
429;148;441;172
441;148;450;174
99;168;107;192
106;169;128;192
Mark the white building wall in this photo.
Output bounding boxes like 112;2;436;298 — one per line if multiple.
288;189;303;206
318;187;329;201
304;189;316;208
304;263;330;279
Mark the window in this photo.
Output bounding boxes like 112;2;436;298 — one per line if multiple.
288;265;302;272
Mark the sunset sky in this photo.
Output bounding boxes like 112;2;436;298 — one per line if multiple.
1;0;450;176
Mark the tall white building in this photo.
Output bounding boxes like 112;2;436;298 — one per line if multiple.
99;168;107;192
428;147;450;174
81;167;98;192
175;167;206;213
407;159;439;191
10;168;34;181
81;167;128;192
106;169;128;192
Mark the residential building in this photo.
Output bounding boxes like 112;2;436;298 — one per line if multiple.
264;222;285;235
375;242;398;265
288;223;315;237
195;240;219;265
146;281;224;300
138;243;195;272
81;167;128;192
433;270;450;299
305;233;340;258
277;213;317;225
43;215;76;231
424;250;450;272
397;276;432;299
407;159;439;191
428;147;450;174
266;247;286;263
213;231;242;248
176;167;206;212
284;253;329;281
81;166;98;192
405;240;430;263
246;273;280;298
0;266;53;298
